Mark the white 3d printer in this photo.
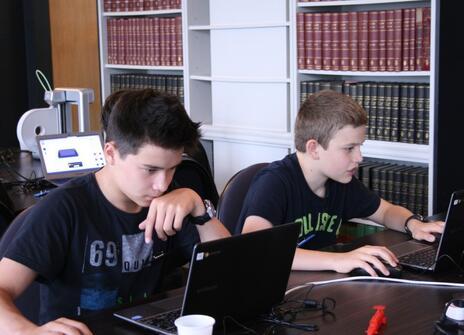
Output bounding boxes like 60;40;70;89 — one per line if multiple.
16;88;94;158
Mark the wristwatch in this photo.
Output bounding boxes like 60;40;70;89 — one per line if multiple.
189;199;216;226
404;214;423;238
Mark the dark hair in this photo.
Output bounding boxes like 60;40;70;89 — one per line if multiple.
102;89;200;157
294;89;367;151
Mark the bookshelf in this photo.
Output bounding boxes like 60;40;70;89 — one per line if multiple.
97;0;462;215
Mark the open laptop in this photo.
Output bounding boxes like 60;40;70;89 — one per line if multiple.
389;190;464;271
114;222;299;334
36;132;105;186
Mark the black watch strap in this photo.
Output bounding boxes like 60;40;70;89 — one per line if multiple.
188;199;216;226
404;214;423;238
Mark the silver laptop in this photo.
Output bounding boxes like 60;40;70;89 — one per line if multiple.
36;132;105;185
113;222;299;334
389;190;464;271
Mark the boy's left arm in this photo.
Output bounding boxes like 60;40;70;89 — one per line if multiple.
368;199;444;242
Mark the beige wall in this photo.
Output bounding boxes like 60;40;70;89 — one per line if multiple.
48;0;101;131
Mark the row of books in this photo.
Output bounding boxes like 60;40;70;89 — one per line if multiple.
110;73;184;102
357;160;428;217
103;0;181;12
296;7;431;72
300;80;429;144
107;16;182;66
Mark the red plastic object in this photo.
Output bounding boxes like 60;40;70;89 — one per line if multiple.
366;305;387;335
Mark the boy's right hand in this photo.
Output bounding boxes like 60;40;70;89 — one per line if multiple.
30;318;92;335
333;245;398;277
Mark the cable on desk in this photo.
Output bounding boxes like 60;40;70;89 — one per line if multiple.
286;276;464;296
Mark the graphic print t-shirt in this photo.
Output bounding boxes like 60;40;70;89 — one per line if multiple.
238;153;380;249
4;174;198;324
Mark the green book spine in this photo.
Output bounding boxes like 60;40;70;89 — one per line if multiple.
300;81;308;104
383;83;392;142
376;83;386;140
406;84;416;143
424;85;430;145
369;83;378;140
355;82;364;109
415;84;426;144
178;76;184;104
407;167;420;213
399;84;409;143
363;83;372;140
390;83;400;142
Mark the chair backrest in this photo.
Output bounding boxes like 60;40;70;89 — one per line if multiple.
173;153;219;207
0;206;40;324
217;163;268;234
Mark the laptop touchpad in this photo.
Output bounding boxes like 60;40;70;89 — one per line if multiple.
389;241;432;257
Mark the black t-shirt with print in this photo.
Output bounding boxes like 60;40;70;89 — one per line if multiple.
238;153;381;249
4;174;199;324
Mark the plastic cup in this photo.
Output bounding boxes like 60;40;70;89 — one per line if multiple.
174;314;215;335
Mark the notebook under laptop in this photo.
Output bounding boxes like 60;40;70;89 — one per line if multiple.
113;222;299;334
389;190;464;271
36;132;105;186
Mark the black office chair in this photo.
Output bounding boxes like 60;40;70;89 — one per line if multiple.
174;147;219;207
0;206;40;324
216;163;268;234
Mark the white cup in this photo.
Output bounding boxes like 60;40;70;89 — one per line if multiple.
174;314;215;335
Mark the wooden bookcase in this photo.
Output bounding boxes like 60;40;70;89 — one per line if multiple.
97;0;462;214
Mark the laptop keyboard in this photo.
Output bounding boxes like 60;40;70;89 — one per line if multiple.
140;308;181;332
399;247;437;268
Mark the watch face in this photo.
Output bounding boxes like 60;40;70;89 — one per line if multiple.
204;199;216;218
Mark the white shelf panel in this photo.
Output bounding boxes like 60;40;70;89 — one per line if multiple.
362;140;430;164
298;0;427;8
299;70;430;77
190;75;290;83
189;22;290;30
105;64;184;71
103;9;181;16
201;125;292;147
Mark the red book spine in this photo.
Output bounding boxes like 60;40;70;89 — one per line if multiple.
368;11;379;71
414;7;423;71
176;16;183;66
393;9;403;71
378;10;387;71
340;12;349;71
153;17;160;65
153;0;160;10
114;0;121;11
358;11;369;71
348;11;358;71
321;12;332;70
146;17;154;65
126;0;133;12
104;0;111;12
331;12;340;71
422;7;431;71
137;18;143;65
402;8;411;71
386;10;395;71
121;19;128;64
160;18;167;66
169;17;176;66
408;8;416;71
106;19;113;64
143;0;152;11
128;18;135;65
160;0;168;10
304;13;314;70
313;13;322;70
134;0;143;11
297;12;305;69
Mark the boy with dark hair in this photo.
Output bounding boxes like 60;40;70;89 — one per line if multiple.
0;89;229;334
239;90;443;275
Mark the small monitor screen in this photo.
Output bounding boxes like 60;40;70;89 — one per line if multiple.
37;132;105;179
